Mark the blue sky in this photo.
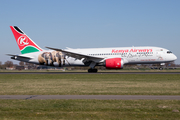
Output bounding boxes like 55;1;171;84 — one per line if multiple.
0;0;180;64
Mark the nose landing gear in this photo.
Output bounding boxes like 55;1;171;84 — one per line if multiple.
159;63;165;70
159;67;163;70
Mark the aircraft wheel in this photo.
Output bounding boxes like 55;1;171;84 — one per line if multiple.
159;67;163;70
88;69;98;73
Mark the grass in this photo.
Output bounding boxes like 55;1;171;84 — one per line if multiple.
0;74;180;95
0;99;179;120
0;74;180;120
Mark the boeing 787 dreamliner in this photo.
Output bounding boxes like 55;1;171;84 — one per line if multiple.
7;26;177;72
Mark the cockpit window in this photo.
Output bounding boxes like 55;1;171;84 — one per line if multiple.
167;51;172;54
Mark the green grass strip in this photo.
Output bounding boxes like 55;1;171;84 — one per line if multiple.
0;99;179;120
0;74;180;95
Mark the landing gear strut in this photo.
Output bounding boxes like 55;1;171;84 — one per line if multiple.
87;61;98;73
159;63;165;70
159;67;163;70
88;69;98;73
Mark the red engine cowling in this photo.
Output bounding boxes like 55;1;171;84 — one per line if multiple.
105;58;123;69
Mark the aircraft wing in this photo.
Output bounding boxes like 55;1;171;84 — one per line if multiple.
6;54;33;60
45;46;104;61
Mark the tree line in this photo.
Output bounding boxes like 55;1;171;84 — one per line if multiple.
0;61;37;69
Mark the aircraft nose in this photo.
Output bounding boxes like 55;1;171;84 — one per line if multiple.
173;54;177;60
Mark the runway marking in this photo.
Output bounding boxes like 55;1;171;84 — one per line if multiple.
0;95;180;100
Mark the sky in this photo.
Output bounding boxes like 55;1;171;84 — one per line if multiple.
0;0;180;64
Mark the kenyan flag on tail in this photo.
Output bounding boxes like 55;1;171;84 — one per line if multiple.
10;26;43;54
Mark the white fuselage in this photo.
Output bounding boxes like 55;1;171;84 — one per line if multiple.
15;46;177;67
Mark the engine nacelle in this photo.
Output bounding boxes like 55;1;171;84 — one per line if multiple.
105;58;123;69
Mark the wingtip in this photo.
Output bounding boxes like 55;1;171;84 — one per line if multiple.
45;46;62;51
45;46;52;49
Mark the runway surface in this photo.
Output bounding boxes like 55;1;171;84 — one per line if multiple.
0;72;180;74
0;95;180;100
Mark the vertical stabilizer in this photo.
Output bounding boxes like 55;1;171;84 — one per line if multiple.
10;26;43;54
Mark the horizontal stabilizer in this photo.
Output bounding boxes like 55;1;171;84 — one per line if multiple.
6;54;33;60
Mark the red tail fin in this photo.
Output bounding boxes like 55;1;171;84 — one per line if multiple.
10;26;43;54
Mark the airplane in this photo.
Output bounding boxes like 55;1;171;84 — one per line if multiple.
7;26;177;72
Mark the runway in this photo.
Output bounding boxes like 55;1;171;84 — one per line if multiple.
0;72;180;74
0;95;180;100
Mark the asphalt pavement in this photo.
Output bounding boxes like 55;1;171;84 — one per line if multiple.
0;72;180;74
0;95;180;100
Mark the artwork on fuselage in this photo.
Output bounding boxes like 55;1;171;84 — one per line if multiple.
38;51;65;66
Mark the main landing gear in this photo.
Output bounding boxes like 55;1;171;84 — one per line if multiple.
88;69;98;73
87;61;98;73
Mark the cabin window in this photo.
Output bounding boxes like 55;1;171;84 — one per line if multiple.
167;51;172;54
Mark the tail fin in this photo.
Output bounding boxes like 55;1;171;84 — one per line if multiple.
10;26;43;54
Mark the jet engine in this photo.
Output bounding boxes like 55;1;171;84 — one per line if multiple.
105;58;124;69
